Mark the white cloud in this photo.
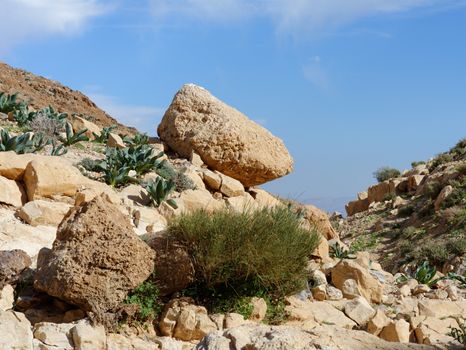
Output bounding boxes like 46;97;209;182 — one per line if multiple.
0;0;109;52
86;92;164;135
148;0;466;34
303;56;329;90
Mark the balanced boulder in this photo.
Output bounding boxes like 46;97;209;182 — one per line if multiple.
34;194;155;313
157;84;293;187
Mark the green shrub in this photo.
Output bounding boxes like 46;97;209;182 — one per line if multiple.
156;162;196;192
414;242;450;266
411;161;425;167
449;319;466;345
424;181;443;199
0;129;47;154
0;92;24;114
330;242;355;260
431;153;454;169
169;207;320;297
58;122;88;146
144;177;177;209
93;125;116;143
373;167;401;183
398;205;414;217
79;157;101;172
402;226;426;238
450;138;466;157
124;274;162;321
446;237;466;257
456;164;466;176
123;133;149;146
441;187;466;209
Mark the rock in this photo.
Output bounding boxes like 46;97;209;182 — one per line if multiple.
190;151;204;167
368;181;392;203
413;284;430;295
380;319;411;343
285;297;357;329
408;175;425;192
341;278;363;299
413;316;461;347
311;234;330;261
159;298;217;341
445;285;458;301
0;284;14;311
33;322;75;349
146;236;194;296
34;194;155;313
331;260;383;303
157;84;293;187
226;193;258;212
392;196;408;209
418;300;466;318
202;170;222;191
195;324;432;350
309;269;327;287
434;185;453;211
399;284;411;297
249;297;267;322
249;188;281;208
304;205;338;240
71;116;101;140
74;184;120;207
24;158;91;201
0;249;31;289
224;313;248;329
358;191;368;200
107;132;126;148
119;185;151;206
311;285;327;301
218;173;244;197
367;309;390;336
70;323;106;350
18;200;71;227
0;310;33;350
183;169;205;190
343;296;376;326
106;333;160;350
326;285;343;300
0;151;37;180
0;176;27;207
179;189;224;213
345;198;370;216
132;206;167;234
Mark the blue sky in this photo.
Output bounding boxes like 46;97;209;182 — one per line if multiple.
1;0;466;212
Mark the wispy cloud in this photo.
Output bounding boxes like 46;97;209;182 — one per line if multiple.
148;0;466;35
85;91;164;135
303;56;329;90
0;0;110;53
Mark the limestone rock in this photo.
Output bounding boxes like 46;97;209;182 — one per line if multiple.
119;184;151;206
0;176;27;207
106;333;159;350
71;116;101;140
0;284;14;311
343;296;376;327
249;188;281;208
18;200;71;227
0;249;31;289
157;84;293;187
304;205;338;240
380;319;410;343
434;185;453;211
0;310;33;350
146;236;194;296
34;194;155;313
107;132;126;148
368;181;392;203
195;324;433;350
346;198;370;216
0;151;37;180
226;193;258;212
367;309;390;336
24;158;91;201
408;175;425;192
33;322;75;349
249;297;267;322
70;323;106;350
218;173;244;197
202;170;222;191
331;260;383;303
159;298;217;341
224;313;248;329
180;189;224;213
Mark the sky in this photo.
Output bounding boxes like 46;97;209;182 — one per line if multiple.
1;0;466;213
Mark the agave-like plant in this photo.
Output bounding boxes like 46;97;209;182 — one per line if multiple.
50;139;67;156
13;105;36;126
330;242;356;260
93;125;116;143
0;92;23;113
145;177;177;209
0;129;38;154
123;133;149;146
59;122;89;146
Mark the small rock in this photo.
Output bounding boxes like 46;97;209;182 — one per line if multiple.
190;152;204;167
412;284;430;296
107;132;125;148
0;249;31;289
0;176;27;207
367;309;390;336
445;285;458;301
219;173;245;198
399;285;411;297
311;285;327;301
224;313;247;329
0;284;14;311
343;296;376;327
71;323;106;350
379;319;410;343
249;297;267;322
326;285;343;300
18;200;71;227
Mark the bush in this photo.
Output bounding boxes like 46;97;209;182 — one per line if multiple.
414;242;450;266
168;207;320;297
29;113;63;139
424;181;443;199
124;274;162;322
398;205;414;217
411;161;425;168
373;167;401;183
431;153;454;169
156;162;196;192
450;138;466;157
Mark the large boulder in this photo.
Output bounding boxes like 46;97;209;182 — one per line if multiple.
34;194;155;313
146;236;195;296
157;84;293;187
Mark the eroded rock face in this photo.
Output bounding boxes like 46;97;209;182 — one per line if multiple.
34;194;155;313
146;236;195;296
0;249;31;289
157;84;293;187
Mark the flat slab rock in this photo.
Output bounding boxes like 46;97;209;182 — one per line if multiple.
196;324;438;350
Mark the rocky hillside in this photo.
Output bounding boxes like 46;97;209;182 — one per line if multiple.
0;77;465;349
337;140;465;276
0;61;136;135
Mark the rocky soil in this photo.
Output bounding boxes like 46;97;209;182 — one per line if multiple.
0;76;464;349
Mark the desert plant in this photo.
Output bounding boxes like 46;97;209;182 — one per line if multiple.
0;129;43;154
155;162;196;192
50;139;67;156
0;92;23;114
431;153;454;169
79;157;101;172
124;274;162;321
117;145;165;176
449;319;466;345
411;161;426;167
373;167;401;183
13;105;36;126
93;125;116;143
169;207;320;297
59;122;89;146
144;177;177;209
330;242;355;260
28;113;63;139
123;133;149;146
450;138;466;157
